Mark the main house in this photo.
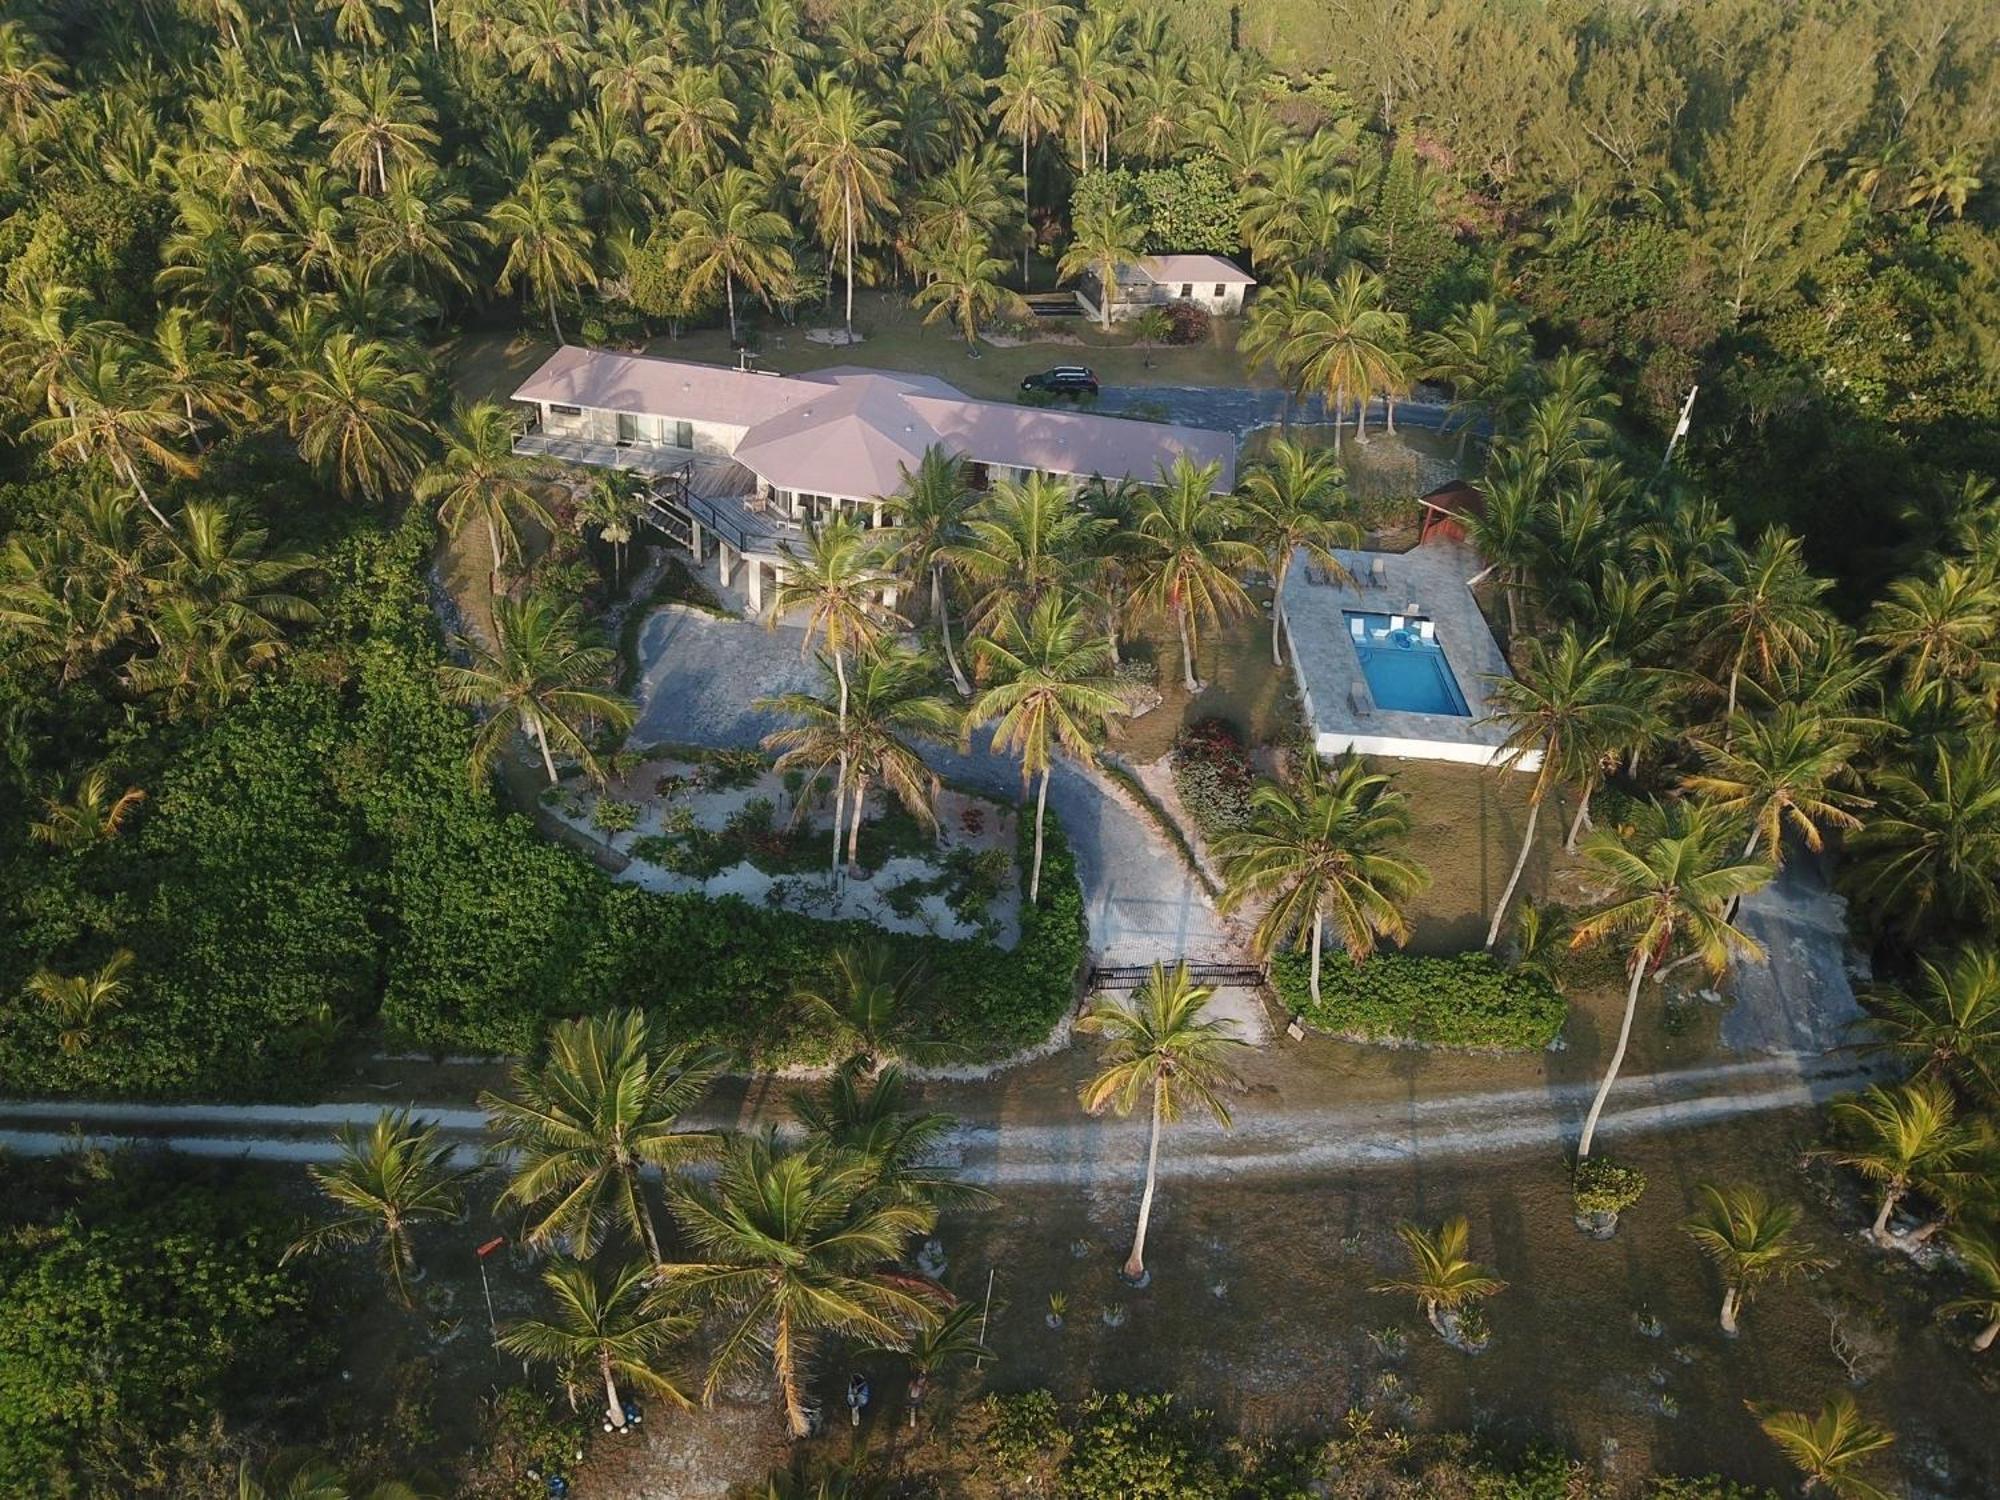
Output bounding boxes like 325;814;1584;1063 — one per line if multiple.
1074;254;1257;323
511;345;1237;612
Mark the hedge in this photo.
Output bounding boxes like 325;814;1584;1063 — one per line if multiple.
1272;950;1566;1050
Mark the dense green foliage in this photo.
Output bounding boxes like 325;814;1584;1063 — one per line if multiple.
1274;950;1566;1050
0;1155;319;1493
959;1390;1780;1499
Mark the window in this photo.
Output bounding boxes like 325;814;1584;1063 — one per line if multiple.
1214;283;1227;298
673;419;694;449
549;403;582;417
1179;283;1193;299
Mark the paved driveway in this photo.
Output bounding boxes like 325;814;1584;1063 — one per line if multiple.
625;607;1236;971
1095;387;1456;438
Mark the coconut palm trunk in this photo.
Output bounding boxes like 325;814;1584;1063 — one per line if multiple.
1423;1297;1449;1340
1125;1079;1165;1281
527;710;560;783
1566;785;1592;851
1270;552;1292;666
1576;948;1650;1159
1975;1318;1999;1352
1308;911;1324;1006
843;184;855;341
1030;766;1049;903
933;567;970;696
778;1310;810;1438
832;649;851;885
1485;796;1542;949
846;772;868;874
1871;1184;1903;1241
1720;1284;1743;1336
1175;602;1199;693
602;1349;626;1430
725;265;738;343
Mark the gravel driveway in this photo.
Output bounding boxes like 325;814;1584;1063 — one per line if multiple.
625;606;1239;973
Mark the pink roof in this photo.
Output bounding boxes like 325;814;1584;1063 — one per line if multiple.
513;348;1236;495
1139;254;1256;286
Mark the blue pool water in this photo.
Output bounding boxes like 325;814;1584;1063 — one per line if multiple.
1344;612;1471;717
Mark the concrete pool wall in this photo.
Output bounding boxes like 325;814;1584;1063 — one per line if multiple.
1280;538;1542;772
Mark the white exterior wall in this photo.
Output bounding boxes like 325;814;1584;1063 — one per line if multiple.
535;402;747;456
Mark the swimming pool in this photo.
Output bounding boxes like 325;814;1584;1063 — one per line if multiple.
1344;611;1471;717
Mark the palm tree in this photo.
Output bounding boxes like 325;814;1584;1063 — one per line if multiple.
1128;458;1258;694
270;332;432;504
501;1258;695;1433
26;950;134;1056
319;61;441;196
1076;964;1248;1285
1237;274;1317;435
1858;944;2000;1101
0;21;67;144
988;55;1067;279
1569;803;1771;1160
1680;1182;1824;1337
669;166;794;344
1843;733;2000;943
1215;755;1430;1007
793;80;900;342
789;943;957;1074
913;231;1025;349
1864;560;1999;700
1686;708;1870;868
1827;1079;1982;1243
144;307;258;448
1371;1216;1506;1344
1466;453;1546;638
145;502;322;649
1418;300;1533;458
1692;531;1832;723
416;402;558;577
790;1064;981;1213
656;1132;948;1438
767;518;905;878
232;1455;351;1500
1289;265;1405;450
29;769;145;851
870;1299;989;1428
441;594;634;786
885;447;976;695
491;166;598;342
1058;197;1144;330
943;473;1105;637
1752;1396;1895;1499
1940;1222;2000;1352
969;592;1122;902
285;1109;471;1308
759;645;957;875
643;65;740;184
1479;629;1646;948
481;1009;724;1261
26;338;194;529
1238;440;1357;665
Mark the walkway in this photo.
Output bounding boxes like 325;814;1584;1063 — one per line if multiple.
0;1054;1874;1181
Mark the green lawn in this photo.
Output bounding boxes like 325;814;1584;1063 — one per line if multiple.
447;288;1262;406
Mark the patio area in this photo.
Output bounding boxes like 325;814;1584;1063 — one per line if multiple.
1279;536;1535;770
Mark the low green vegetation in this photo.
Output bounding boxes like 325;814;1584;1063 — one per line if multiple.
1273;950;1566;1050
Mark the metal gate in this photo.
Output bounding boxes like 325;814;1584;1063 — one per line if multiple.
1085;962;1269;991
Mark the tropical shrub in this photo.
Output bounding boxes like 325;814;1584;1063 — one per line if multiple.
0;1156;320;1492
1573;1158;1648;1218
1272;950;1566;1049
1171;718;1256;837
1162;300;1214;345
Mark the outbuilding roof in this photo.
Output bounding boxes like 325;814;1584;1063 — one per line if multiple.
1136;254;1257;286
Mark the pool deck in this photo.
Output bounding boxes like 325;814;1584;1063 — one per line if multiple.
1279;537;1539;771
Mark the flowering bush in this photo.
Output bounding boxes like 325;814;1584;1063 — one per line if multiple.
1171;718;1255;838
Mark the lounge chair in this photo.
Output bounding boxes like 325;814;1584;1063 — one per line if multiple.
1389;615;1405;632
1417;619;1435;641
1368;557;1388;590
1349;617;1367;640
1348;681;1372;718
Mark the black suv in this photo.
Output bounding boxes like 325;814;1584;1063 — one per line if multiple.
1020;365;1100;397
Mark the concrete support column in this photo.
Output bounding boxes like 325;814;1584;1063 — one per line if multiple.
689;519;704;565
747;560;764;616
718;542;737;588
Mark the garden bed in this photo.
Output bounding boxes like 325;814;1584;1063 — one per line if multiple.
542;754;1022;947
1272;950;1566;1051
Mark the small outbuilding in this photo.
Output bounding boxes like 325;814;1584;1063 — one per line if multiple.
1076;254;1257;322
1416;480;1485;546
